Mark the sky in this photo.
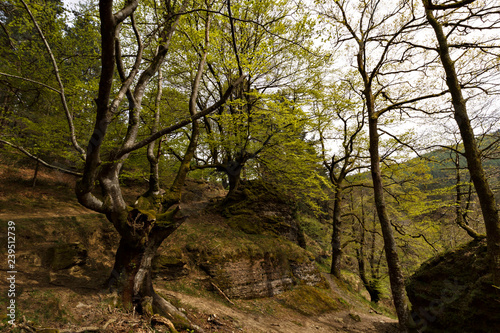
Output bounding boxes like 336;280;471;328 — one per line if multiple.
62;0;82;9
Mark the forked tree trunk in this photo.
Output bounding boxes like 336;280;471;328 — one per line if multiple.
109;237;159;313
106;208;195;329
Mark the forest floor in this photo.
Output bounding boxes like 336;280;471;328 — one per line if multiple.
0;163;398;333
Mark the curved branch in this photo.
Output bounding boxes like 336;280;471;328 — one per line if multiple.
376;90;448;118
114;0;139;24
0;139;83;177
0;72;60;94
426;0;476;10
391;221;439;253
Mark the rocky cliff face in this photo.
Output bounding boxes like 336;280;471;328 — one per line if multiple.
199;256;322;299
155;180;326;299
406;239;500;333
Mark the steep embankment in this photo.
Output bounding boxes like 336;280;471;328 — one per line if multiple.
0;165;397;332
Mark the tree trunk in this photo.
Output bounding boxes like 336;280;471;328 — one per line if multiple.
105;207;195;329
228;168;241;195
221;160;243;198
32;159;40;188
170;121;199;199
355;191;381;303
108;237;158;313
369;117;412;331
145;69;163;196
423;0;500;285
368;110;413;331
330;189;343;278
454;152;483;240
356;245;381;303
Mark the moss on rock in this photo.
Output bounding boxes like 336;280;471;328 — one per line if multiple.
406;239;500;332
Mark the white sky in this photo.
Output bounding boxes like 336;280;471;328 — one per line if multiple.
63;0;82;9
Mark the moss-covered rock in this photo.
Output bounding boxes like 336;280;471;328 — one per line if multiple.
219;180;306;247
406;239;500;332
157;179;324;300
46;243;87;270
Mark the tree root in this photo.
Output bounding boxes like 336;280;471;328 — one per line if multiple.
153;292;205;332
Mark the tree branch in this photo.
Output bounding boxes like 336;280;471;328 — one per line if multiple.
116;75;246;158
426;0;476;10
375;90;448;118
0;139;82;177
227;0;243;77
0;72;60;94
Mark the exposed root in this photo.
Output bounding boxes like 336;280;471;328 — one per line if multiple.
153;292;205;333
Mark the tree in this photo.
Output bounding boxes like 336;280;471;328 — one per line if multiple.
312;81;367;278
189;0;325;196
1;1;245;329
351;188;385;303
0;0;97;170
422;0;500;286
76;0;246;325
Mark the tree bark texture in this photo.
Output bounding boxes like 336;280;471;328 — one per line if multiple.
106;199;187;317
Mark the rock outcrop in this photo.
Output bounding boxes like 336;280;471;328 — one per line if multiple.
200;256;323;299
221;180;306;248
406;239;500;333
156;180;325;299
152;251;189;281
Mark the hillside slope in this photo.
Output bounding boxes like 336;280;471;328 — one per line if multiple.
0;164;397;332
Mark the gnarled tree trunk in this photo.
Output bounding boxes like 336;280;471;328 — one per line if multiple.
107;207;187;322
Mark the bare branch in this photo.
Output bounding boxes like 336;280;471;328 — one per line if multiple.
376;90;448;118
0;139;82;177
426;0;476;10
0;72;61;94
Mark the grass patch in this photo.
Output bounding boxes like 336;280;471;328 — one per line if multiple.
18;289;72;326
278;285;343;316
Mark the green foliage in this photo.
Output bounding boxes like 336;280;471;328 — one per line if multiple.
0;0;100;167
